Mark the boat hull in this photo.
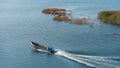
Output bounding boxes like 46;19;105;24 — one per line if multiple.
31;41;57;54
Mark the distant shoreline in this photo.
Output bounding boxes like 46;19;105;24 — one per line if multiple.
98;10;120;25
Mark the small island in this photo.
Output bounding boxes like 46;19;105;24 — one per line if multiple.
42;8;88;25
42;8;66;15
98;10;120;25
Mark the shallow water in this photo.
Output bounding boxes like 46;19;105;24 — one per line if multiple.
0;0;120;68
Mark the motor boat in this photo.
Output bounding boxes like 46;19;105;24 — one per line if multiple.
31;41;57;54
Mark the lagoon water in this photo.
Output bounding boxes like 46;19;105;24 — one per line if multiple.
0;0;120;68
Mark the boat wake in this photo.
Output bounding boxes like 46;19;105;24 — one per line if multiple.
55;49;120;68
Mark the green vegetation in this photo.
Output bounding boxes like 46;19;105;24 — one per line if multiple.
98;10;120;25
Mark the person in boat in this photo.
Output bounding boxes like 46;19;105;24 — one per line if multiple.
47;47;53;52
39;45;41;49
41;46;43;49
50;47;53;51
47;47;51;51
41;46;44;50
44;47;47;50
43;46;46;50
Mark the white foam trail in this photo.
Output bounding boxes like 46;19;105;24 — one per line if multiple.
74;55;120;68
55;49;95;67
55;49;120;68
76;54;119;64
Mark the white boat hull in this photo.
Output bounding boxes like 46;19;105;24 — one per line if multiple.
31;41;57;54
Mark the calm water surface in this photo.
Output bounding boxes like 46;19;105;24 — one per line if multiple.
0;0;120;68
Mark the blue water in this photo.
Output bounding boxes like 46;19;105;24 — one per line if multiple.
0;0;120;68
